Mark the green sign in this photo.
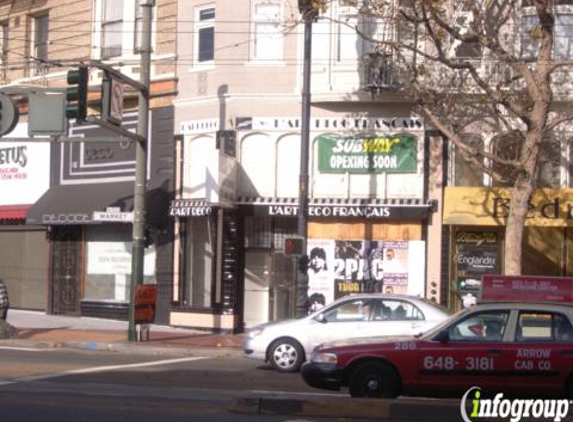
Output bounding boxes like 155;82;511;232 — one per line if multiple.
318;133;418;173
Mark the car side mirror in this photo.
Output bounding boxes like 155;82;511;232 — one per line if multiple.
434;329;449;343
315;313;327;323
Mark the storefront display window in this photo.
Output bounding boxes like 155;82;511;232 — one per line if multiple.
183;217;215;308
453;230;500;309
85;226;155;303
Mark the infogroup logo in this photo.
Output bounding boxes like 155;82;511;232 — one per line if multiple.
460;387;571;422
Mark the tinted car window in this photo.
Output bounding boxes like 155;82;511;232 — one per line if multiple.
378;300;424;321
448;311;509;341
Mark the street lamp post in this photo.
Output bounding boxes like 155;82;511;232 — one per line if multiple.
295;1;317;318
128;0;154;341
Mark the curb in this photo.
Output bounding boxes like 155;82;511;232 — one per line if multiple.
229;396;462;421
0;338;243;358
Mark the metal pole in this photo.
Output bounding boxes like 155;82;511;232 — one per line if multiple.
128;0;154;341
295;14;313;318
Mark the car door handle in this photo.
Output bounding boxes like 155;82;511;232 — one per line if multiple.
487;349;502;355
560;350;573;356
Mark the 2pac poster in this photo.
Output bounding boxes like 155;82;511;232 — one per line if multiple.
307;239;424;310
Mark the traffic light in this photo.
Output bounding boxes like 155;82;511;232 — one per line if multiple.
66;65;88;122
0;93;19;136
285;237;304;255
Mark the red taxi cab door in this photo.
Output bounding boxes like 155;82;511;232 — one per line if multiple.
416;310;510;396
501;311;573;397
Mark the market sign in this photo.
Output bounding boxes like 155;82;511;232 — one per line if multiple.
318;133;417;174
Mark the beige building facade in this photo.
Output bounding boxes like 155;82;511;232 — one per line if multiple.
170;0;443;331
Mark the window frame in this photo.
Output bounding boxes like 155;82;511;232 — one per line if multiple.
0;21;8;65
32;13;49;62
195;6;215;65
521;4;573;60
250;0;283;63
92;0;156;61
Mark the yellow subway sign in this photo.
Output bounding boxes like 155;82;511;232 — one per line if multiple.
318;133;417;173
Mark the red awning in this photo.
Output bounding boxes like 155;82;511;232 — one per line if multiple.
0;205;30;220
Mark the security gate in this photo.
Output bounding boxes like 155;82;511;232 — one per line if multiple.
50;226;82;315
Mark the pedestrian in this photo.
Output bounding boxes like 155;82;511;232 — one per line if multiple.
0;279;9;321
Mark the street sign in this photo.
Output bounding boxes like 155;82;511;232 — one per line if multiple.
134;284;157;324
0;93;19;136
101;71;124;126
93;210;134;222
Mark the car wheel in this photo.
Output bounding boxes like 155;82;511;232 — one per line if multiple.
348;362;401;398
268;338;304;372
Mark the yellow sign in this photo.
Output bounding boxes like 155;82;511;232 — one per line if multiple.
443;187;573;227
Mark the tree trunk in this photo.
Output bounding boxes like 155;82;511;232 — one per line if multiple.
504;185;533;275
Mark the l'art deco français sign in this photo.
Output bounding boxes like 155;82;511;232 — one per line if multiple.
318;133;418;174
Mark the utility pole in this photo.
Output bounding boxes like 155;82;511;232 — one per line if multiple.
295;1;316;318
128;0;154;341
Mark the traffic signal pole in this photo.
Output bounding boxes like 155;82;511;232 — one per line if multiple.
128;0;154;342
295;5;314;318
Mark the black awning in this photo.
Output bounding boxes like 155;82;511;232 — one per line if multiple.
26;183;135;225
235;196;435;220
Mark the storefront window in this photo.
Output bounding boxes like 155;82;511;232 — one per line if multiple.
184;217;215;308
85;225;155;303
244;216;272;248
453;230;500;309
523;227;564;277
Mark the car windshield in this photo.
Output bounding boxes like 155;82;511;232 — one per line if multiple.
417;308;468;339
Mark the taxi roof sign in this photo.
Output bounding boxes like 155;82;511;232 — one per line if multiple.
481;274;573;303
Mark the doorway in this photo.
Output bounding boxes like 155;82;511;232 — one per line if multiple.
50;226;82;315
243;251;271;327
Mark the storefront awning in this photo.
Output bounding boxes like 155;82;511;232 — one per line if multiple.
26;183;136;225
169;199;215;217
0;204;30;221
236;196;435;220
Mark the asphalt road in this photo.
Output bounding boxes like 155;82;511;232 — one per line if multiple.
0;346;380;422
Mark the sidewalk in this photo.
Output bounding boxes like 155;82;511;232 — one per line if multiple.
1;309;244;357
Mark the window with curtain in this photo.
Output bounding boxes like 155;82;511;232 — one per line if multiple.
252;2;282;61
197;7;215;63
102;0;124;59
34;14;48;62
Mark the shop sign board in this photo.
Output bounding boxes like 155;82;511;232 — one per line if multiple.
134;284;157;324
444;187;573;227
93;208;133;222
318;134;417;174
265;204;429;220
481;274;573;303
